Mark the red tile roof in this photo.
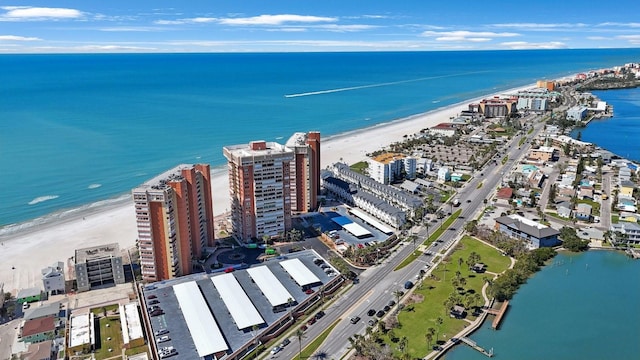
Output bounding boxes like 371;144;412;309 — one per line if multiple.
496;187;513;199
22;317;55;337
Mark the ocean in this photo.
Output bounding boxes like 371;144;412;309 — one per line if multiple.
2;49;640;231
445;250;640;359
571;87;640;162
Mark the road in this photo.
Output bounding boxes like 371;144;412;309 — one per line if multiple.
269;118;548;360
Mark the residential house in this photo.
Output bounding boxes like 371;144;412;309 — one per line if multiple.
496;187;513;200
556;202;573;218
619;212;640;222
620;181;635;197
579;186;594;200
21;317;56;344
528;146;558;162
494;214;560;248
575;203;592;221
610;222;640;245
41;262;65;295
22;340;53;360
437;167;451;182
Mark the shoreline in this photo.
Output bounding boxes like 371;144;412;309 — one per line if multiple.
0;83;535;293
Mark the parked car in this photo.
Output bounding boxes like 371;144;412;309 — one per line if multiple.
404;281;414;289
367;319;377;326
156;335;170;343
387;300;396;307
305;288;315;295
315;311;325;320
376;310;385;317
367;309;376;316
350;316;361;324
154;329;169;336
383;305;391;312
307;317;316;325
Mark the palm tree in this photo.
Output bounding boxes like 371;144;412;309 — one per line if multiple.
393;290;404;314
436;316;444;342
296;328;306;359
458;257;463;271
425;332;433;349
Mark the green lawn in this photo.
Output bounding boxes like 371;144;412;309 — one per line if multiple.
95;316;124;360
388;236;511;358
350;161;369;175
300;320;339;358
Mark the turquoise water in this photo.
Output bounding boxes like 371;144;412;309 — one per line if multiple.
446;251;640;359
2;49;640;229
571;87;640;162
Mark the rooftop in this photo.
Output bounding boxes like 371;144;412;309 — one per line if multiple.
22;317;55;337
75;243;120;263
371;152;405;164
133;164;203;192
495;214;559;239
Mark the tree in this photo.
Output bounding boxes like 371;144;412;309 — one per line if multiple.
458;257;464;271
296;329;306;359
466;251;481;269
425;332;434;349
101;306;108;317
436;317;444;342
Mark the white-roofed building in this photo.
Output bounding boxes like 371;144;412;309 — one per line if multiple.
246;266;295;312
280;258;321;289
173;281;228;358
119;303;144;349
68;313;95;351
210;274;265;330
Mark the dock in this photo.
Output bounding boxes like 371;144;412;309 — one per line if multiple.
459;337;494;357
626;248;640;259
485;300;509;329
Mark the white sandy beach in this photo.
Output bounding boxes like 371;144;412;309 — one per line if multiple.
0;84;533;294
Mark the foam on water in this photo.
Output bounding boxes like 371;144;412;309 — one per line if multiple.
28;195;59;206
88;184;102;189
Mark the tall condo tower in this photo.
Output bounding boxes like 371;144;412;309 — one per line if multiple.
223;140;294;242
132;164;214;282
286;131;321;213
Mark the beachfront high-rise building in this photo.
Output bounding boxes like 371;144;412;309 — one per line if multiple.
224;140;295;242
285;131;321;213
132;164;214;282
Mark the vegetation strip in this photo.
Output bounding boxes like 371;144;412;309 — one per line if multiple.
299;320;340;358
395;210;461;271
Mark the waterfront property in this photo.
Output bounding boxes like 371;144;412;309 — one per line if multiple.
41;261;66;295
494;215;560;249
368;152;416;184
73;243;125;292
610;222;640;245
132;164;215;282
224;133;321;242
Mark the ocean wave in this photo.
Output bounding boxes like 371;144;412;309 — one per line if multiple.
28;195;59;205
1;193;132;238
88;184;102;189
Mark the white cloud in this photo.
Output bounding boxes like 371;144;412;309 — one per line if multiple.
491;23;587;30
598;22;640;28
99;27;164;32
218;14;337;25
0;35;41;41
316;24;378;32
154;19;184;25
500;41;567;49
616;35;640;44
422;30;519;42
0;6;82;20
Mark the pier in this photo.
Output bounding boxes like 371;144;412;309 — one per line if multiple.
459;337;494;357
485;300;509;329
625;248;640;259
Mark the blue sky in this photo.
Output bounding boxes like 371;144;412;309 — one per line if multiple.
1;1;639;53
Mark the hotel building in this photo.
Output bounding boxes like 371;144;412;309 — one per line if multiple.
132;164;215;282
224;141;295;242
285;131;321;213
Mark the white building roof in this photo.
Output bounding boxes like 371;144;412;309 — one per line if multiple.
343;222;372;238
69;313;93;348
119;303;143;345
210;273;264;330
246;266;294;308
173;281;228;357
280;258;321;287
349;208;395;234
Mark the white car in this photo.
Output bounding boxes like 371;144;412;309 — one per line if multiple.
270;346;282;355
156;335;170;343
